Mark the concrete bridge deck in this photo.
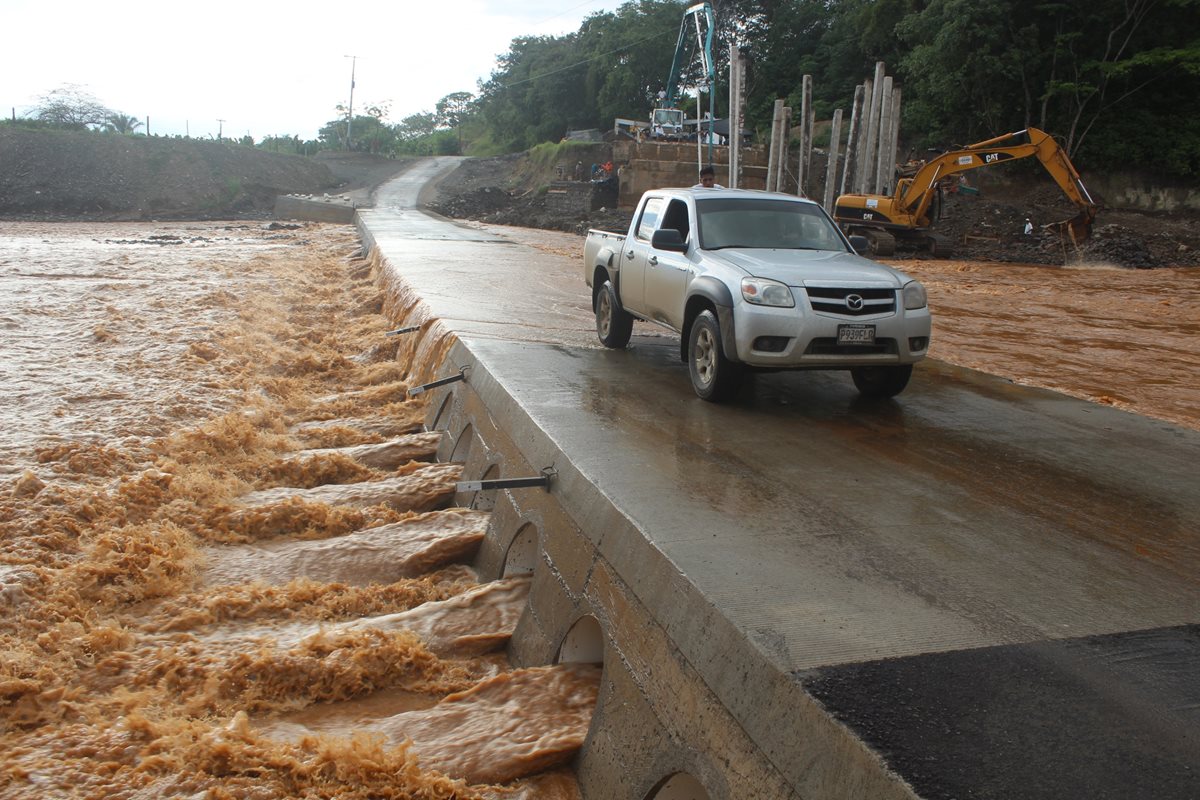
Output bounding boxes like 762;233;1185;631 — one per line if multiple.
354;157;1199;799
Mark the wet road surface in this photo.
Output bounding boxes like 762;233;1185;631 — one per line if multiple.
359;159;1200;797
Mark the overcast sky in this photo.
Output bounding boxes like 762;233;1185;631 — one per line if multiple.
2;0;626;141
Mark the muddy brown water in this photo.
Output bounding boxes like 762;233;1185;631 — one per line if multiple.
0;221;590;799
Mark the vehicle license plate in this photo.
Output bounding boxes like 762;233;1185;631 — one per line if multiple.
838;324;876;344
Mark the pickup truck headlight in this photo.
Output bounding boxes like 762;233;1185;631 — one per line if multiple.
741;277;795;308
902;280;928;310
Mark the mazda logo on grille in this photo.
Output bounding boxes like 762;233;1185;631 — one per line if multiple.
845;294;864;311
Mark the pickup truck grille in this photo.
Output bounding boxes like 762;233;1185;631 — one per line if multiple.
806;287;896;316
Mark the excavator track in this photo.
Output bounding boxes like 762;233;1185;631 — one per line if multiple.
926;232;955;257
893;229;955;258
852;227;895;257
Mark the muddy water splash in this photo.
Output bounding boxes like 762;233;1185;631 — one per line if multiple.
0;222;592;798
200;508;490;587
376;664;602;785
340;576;532;657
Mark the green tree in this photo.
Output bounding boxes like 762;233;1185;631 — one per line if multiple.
103;113;142;134
436;91;475;149
1035;0;1200;155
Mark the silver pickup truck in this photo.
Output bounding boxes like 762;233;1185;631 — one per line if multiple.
583;188;932;401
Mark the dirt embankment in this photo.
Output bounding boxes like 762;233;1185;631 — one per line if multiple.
4;127;1197;269
0;128;410;222
427;148;1200;270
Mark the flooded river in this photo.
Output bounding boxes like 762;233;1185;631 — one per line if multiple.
0;221;592;799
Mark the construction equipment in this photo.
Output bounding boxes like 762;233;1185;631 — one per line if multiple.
834;127;1099;257
652;2;717;159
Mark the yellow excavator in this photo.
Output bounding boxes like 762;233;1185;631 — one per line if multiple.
834;127;1099;257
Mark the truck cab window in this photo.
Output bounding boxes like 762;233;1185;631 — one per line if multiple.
635;198;665;242
660;199;691;241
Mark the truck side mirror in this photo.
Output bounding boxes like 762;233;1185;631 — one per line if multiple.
848;235;869;255
651;228;688;252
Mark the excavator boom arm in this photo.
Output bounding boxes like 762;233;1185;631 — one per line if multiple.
899;128;1098;234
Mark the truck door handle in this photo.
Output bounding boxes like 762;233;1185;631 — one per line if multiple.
626;250;635;260
648;256;658;266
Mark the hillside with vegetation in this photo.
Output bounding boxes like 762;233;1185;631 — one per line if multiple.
459;0;1200;179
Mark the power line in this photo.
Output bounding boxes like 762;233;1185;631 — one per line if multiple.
526;0;612;30
491;28;675;91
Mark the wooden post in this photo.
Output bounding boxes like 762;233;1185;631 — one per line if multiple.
780;106;793;192
873;76;894;195
729;45;742;189
860;62;886;193
804;76;815;195
797;75;813;196
885;85;902;194
853;78;872;192
823;108;844;213
840;84;865;197
766;99;784;192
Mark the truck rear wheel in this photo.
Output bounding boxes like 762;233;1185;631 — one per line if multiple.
688;310;743;402
851;364;913;398
596;281;633;348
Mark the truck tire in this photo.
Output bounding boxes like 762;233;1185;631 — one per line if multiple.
850;364;913;398
596;281;633;348
688;310;743;402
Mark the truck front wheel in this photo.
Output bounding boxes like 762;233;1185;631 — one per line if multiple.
850;364;913;398
688;310;743;402
596;281;633;348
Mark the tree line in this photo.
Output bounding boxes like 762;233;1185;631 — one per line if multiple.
465;0;1200;177
10;1;1198;177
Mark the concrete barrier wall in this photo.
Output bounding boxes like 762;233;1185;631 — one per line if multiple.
274;195;356;224
613;141;771;208
400;341;919;800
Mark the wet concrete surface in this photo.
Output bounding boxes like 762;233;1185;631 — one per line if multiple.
359;160;1200;797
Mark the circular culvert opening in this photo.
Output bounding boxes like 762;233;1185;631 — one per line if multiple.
502;523;539;577
470;462;500;512
555;614;604;665
449;423;474;464
645;772;711;800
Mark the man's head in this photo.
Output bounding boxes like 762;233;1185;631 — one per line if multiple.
699;165;716;187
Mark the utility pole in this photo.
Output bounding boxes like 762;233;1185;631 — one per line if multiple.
344;54;358;151
217;118;225;140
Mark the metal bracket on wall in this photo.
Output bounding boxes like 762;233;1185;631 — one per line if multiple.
457;466;558;494
408;365;470;397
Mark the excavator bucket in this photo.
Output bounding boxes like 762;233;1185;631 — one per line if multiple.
1046;207;1097;245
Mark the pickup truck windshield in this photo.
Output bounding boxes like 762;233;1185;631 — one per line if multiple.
696;198;848;251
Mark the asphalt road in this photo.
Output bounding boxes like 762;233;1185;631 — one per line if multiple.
362;158;1200;799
